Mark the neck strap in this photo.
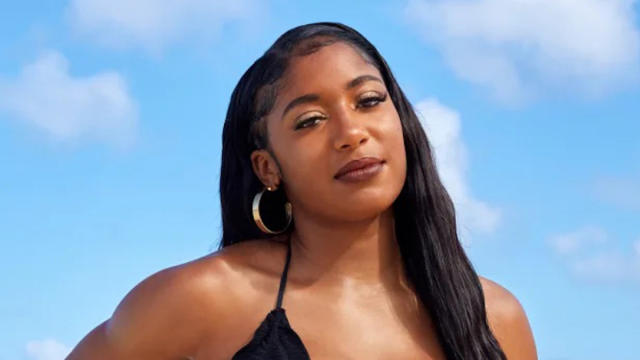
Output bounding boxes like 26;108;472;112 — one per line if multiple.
275;233;292;309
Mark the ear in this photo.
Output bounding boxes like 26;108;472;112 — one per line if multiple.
250;149;281;189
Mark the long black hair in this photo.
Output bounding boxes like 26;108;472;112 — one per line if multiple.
218;22;506;360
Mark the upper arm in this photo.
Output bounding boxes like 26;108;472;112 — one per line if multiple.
67;263;219;360
480;277;538;360
66;320;117;360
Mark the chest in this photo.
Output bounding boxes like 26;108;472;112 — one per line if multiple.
288;302;446;360
194;298;446;360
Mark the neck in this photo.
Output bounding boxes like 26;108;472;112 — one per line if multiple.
288;207;407;289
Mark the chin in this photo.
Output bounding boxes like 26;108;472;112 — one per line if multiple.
330;192;397;221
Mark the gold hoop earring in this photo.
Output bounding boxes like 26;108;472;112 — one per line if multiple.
252;186;292;234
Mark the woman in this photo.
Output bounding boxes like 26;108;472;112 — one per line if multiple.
67;22;537;359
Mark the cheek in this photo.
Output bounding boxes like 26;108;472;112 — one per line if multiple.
275;138;330;197
382;112;407;189
380;110;406;158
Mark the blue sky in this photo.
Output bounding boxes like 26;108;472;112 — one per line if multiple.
1;1;639;359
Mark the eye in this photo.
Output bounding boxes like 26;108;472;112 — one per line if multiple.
357;92;387;109
294;115;324;130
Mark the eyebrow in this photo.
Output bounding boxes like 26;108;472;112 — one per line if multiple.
281;74;384;119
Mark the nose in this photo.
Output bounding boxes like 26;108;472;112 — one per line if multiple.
332;106;369;151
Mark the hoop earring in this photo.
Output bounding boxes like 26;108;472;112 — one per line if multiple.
252;186;292;234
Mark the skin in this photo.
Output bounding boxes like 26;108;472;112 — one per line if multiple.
67;42;538;359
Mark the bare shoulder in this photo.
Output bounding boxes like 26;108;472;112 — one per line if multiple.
68;237;288;359
108;237;288;340
68;249;234;359
479;276;538;360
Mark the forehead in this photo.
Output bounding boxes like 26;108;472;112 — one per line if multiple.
278;41;382;95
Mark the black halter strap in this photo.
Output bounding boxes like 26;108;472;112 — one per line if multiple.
275;233;292;309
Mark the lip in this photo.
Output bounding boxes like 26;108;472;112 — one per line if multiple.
334;156;385;179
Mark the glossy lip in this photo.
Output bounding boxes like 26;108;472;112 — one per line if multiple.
334;156;385;179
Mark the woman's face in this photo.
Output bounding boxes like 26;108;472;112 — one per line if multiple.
251;41;407;223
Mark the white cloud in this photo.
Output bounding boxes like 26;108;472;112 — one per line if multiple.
26;339;70;360
415;98;501;242
571;251;640;284
548;225;608;256
592;176;640;211
549;226;640;285
0;51;138;148
67;0;265;52
404;0;640;103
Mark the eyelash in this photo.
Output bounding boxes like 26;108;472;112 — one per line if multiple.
294;93;388;130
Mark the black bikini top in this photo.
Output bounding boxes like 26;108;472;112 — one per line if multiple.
231;236;311;359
